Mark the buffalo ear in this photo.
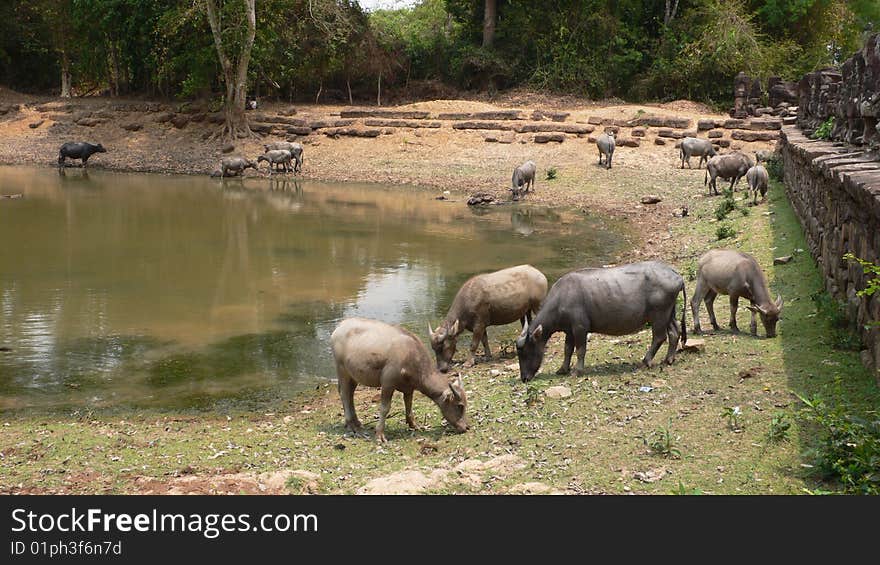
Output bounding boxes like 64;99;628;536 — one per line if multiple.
745;305;759;313
530;324;543;340
449;382;461;401
775;295;784;310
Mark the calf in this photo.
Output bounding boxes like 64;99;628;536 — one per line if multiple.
691;249;783;337
679;137;717;169
746;164;769;205
219;156;257;177
429;264;548;372
597;131;616;169
515;261;687;382
511;161;536;200
257;149;293;174
58;142;106;167
264;141;303;172
331;317;468;442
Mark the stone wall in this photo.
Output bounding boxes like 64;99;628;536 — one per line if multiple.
798;33;880;146
780;33;880;382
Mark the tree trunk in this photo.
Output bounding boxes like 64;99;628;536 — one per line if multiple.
60;49;72;98
482;0;497;48
108;41;120;97
347;77;352;105
377;73;382;107
205;0;256;139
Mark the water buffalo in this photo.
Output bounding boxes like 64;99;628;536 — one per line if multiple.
219;156;257;177
264;141;303;172
679;137;717;169
691;249;783;337
257;149;293;174
429;264;548;372
746;164;769;204
597;131;616;169
330;317;469;442
58;142;106;167
515;261;687;382
511;160;536;199
704;152;752;195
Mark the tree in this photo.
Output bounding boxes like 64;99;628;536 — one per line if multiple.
482;0;496;47
205;0;256;138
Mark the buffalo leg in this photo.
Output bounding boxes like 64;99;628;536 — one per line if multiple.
375;386;395;443
336;369;361;433
749;305;758;336
691;277;707;334
704;290;720;330
403;389;416;429
557;332;574;375
465;324;485;366
481;330;491;358
644;320;668;367
573;327;588;376
729;295;740;333
664;317;681;365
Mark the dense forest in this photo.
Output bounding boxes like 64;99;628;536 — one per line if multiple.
2;0;878;107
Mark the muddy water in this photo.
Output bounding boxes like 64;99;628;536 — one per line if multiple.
0;166;630;411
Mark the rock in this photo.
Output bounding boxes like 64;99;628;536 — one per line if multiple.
773;255;793;265
731;130;780;142
364;119;440;129
708;130;723;138
654;138;666;145
620;137;640;147
28;120;44;129
507;482;564;495
467;192;496;206
323;127;381;138
189;113;206;123
534;133;564;143
716;139;731;148
356;470;436;495
170;115;189;129
75;117;104;127
657;128;684;139
640;195;662;204
633;468;667;483
342;108;430;120
121;122;142;132
515;123;592;134
680;338;706;352
631;127;646;137
221;143;235;154
154;112;174;123
544;385;572;399
698;119;719;131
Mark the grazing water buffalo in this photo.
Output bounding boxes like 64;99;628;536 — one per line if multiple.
331;317;468;442
219;156;257;177
515;262;687;382
257;149;293;174
746;164;769;204
679;137;717;169
511;160;536;199
704;152;753;195
58;142;106;167
429;265;548;372
264;141;303;172
691;249;783;337
597;131;616;169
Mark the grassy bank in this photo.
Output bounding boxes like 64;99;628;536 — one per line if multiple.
2;172;878;495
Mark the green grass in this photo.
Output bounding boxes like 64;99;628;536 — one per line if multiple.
1;177;877;495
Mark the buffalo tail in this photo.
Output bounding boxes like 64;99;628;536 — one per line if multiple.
680;284;688;347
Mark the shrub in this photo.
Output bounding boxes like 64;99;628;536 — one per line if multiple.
716;223;736;240
810;291;861;351
545;167;558;180
764;154;784;182
813;117;834;140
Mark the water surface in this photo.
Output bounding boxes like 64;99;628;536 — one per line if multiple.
0;166;630;411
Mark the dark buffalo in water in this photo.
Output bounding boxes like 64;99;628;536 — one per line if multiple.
58;142;106;167
515;261;687;382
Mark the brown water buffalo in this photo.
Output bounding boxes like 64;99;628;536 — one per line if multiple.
515;261;687;382
691;249;783;337
430;264;548;372
331;317;468;443
705;152;753;195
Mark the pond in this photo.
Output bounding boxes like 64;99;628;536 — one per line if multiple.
0;166;630;411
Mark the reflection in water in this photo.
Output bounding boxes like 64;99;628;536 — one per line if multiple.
0;166;629;411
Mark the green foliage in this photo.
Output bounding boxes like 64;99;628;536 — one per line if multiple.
810;291;861;350
670;481;703;495
844;253;880;298
797;394;880;494
682;259;697;282
767;412;791;442
644;422;682;459
714;189;737;220
813;117;835;140
545;167;558;181
764;154;784;181
721;406;744;431
716;223;737;240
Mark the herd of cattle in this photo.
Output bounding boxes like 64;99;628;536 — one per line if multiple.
55;127;780;443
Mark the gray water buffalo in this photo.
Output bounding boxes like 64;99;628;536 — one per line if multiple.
746;164;769;204
511;160;536;199
691;249;783;337
264;141;303;172
755;149;774;163
257;149;293;174
219;156;257;177
58;142;106;167
597;131;616;169
515;261;687;382
704;152;753;195
330;317;468;442
429;264;548;372
679;137;717;169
